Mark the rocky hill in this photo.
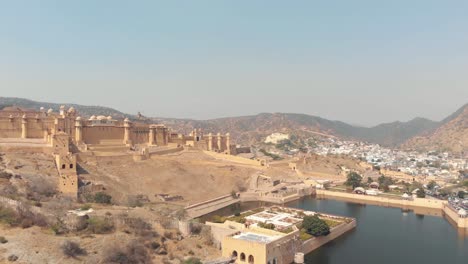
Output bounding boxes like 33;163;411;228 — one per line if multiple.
401;104;468;154
151;113;438;147
0;97;131;119
1;97;465;151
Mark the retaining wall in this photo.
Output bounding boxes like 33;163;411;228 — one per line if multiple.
317;189;468;229
301;219;357;253
185;194;239;218
316;190;444;209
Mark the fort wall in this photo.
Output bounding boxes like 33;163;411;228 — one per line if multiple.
82;126;124;144
203;151;264;167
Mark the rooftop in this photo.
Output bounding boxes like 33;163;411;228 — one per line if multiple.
246;211;304;228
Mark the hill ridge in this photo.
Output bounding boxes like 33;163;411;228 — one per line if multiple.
0;96;465;152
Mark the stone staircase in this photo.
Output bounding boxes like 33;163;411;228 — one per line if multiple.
86;139;130;153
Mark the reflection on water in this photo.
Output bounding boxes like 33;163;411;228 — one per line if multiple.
288;197;468;264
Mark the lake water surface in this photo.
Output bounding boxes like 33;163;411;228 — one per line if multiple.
287;197;468;264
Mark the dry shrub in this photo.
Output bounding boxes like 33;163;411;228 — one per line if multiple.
0;170;13;179
0;206;17;226
61;240;86;257
126;195;148;208
17;207;48;227
0;205;47;228
103;240;151;264
0;184;18;198
87;216;114;234
123;217;156;238
44;196;73;215
26;177;57;200
191;223;203;235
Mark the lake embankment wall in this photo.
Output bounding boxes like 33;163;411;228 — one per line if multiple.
301;219;357;254
316;189;468;229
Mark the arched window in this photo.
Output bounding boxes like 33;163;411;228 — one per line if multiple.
232;251;238;258
273;258;277;264
248;255;254;264
240;253;246;262
69;164;73;169
61;164;65;169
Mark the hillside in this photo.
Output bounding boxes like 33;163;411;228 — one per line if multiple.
151;113;438;147
0;97;131;119
401;104;468;154
1;97;465;150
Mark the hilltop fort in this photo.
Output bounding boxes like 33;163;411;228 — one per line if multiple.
0;105;238;198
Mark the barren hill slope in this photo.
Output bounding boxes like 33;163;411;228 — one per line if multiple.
152;113;438;147
77;152;258;204
401;104;468;153
3;97;465;149
0;97;130;119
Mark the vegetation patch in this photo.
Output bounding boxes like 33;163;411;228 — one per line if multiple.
183;257;203;264
92;192;112;204
103;240;151;264
259;149;282;160
61;240;86;258
87;216;114;234
0;206;17;226
258;222;275;229
302;215;330;237
321;218;342;228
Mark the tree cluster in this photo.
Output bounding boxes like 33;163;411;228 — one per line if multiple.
345;172;362;189
302;215;330;237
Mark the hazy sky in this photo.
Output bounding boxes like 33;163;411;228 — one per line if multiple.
1;1;467;126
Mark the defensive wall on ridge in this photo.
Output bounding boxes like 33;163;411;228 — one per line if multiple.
203;151;265;167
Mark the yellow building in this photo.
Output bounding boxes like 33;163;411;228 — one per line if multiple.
208;220;300;264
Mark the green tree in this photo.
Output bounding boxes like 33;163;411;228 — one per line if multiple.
302;215;330;237
345;172;362;189
416;188;426;198
458;191;466;199
367;177;373;184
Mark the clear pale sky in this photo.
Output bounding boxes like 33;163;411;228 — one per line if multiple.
1;1;467;126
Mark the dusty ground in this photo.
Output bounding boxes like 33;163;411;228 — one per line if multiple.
0;148;369;264
77;151;261;204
